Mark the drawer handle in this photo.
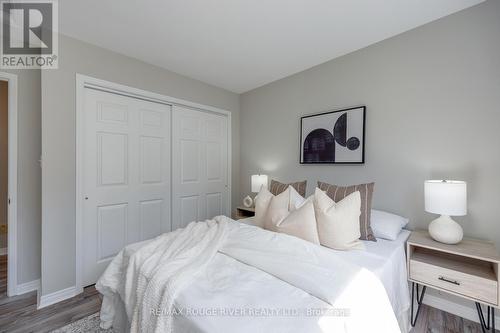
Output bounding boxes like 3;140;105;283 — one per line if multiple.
438;276;460;286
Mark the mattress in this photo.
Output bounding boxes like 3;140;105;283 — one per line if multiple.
171;217;411;332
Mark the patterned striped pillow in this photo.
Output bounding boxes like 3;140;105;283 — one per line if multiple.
317;181;376;241
270;179;307;197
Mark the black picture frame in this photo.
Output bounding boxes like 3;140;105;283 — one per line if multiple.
299;106;366;164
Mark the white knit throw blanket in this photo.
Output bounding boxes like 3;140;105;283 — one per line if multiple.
96;216;230;333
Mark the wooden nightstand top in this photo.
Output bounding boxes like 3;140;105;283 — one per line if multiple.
234;206;255;220
408;230;500;263
236;206;255;213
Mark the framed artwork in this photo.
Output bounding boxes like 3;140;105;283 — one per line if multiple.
300;106;365;164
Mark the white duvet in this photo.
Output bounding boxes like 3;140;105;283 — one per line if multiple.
96;216;403;333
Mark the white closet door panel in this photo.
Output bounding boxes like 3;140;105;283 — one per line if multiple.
98;132;128;186
141;137;161;183
180;140;201;183
97;203;128;261
139;199;163;240
206;192;222;219
172;106;229;230
180;195;200;227
82;89;171;286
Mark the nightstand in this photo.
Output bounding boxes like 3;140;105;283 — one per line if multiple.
235;206;255;220
407;230;500;332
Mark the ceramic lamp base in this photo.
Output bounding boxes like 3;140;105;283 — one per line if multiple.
428;215;463;244
242;195;254;208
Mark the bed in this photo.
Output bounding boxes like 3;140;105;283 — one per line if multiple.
97;216;411;333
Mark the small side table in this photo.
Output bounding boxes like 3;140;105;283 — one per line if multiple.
235;206;255;220
407;230;500;332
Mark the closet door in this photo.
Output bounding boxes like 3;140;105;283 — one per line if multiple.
172;106;229;230
82;88;171;286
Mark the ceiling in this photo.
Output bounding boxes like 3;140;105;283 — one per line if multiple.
59;0;484;93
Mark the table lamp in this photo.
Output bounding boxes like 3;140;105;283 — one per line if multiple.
251;174;268;193
424;180;467;244
241;175;268;208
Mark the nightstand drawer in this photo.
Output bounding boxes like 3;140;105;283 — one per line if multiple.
410;258;498;305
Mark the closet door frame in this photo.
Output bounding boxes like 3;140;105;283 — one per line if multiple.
75;74;231;296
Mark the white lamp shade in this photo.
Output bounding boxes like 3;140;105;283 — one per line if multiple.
424;180;467;216
251;174;268;193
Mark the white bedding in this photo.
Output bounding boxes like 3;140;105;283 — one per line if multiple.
98;216;410;333
97;218;230;333
240;216;411;331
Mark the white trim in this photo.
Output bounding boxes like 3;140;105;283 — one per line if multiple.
0;247;6;255
75;74;232;295
38;286;77;309
16;279;40;295
76;74;231;116
0;71;18;298
226;112;232;218
75;75;85;295
423;293;500;328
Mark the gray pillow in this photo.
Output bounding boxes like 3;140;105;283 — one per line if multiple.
317;181;376;241
270;179;307;197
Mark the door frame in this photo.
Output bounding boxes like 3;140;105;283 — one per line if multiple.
75;74;232;293
0;71;19;297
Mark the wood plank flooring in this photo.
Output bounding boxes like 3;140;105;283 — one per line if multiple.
0;255;6;298
0;255;496;332
412;303;496;333
0;256;101;333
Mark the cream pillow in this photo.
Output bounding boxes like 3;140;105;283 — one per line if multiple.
314;188;363;250
254;185;304;228
263;186;292;232
254;187;274;228
276;200;320;244
254;186;319;244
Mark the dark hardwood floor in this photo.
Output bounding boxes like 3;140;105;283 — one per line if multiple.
0;255;495;332
412;303;495;333
0;255;6;298
0;256;101;333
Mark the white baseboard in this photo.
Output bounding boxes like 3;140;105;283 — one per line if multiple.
0;247;6;255
16;279;40;295
423;293;500;327
38;286;78;309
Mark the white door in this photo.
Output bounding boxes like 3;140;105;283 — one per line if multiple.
172;106;229;230
82;88;171;286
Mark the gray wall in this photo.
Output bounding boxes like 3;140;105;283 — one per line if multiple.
0;81;7;249
2;69;42;285
240;0;500;247
41;35;239;296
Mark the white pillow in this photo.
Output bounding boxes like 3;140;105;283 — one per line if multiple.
254;187;274;228
314;188;363;250
370;209;409;241
254;185;305;228
254;186;320;244
275;200;320;244
263;186;293;231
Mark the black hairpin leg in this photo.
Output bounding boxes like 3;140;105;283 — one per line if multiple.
476;302;495;333
410;282;427;326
